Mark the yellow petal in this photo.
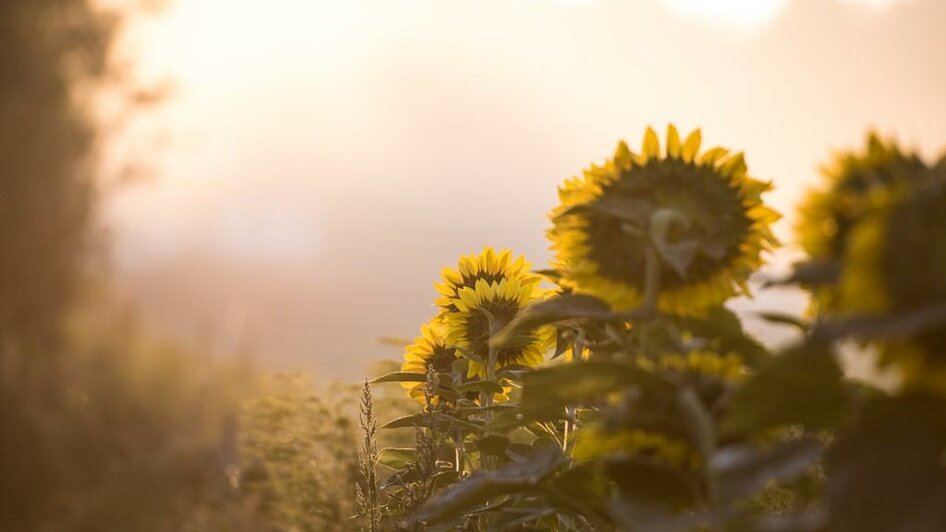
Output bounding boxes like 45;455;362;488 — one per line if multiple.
642;126;660;160
681;129;701;162
666;124;681;158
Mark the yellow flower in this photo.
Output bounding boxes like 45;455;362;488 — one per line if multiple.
574;425;700;471
548;125;778;316
400;321;459;403
438;248;553;378
435;246;538;313
798;133;926;262
838;170;946;392
798;133;929;312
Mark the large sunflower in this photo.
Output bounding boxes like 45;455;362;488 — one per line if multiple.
438;248;552;378
548;125;778;315
400;321;460;403
839;169;946;392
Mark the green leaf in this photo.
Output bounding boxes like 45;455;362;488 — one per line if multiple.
432;469;460;488
553;327;573;360
674;306;770;368
825;395;946;531
678;387;715;461
812;301;946;342
756;311;810;332
557;196;652;227
456;380;504;396
491;294;616;349
711;438;822;505
407;445;566;525
605;456;700;510
650;208;698;277
378;447;417;469
765;260;840;287
370;371;427;384
520;361;671;419
381;413;428;429
721;344;847;438
477;435;510;457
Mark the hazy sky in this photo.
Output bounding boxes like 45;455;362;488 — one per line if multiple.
106;0;946;380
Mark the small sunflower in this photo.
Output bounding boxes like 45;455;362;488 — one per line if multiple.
438;248;553;377
435;247;537;313
797;133;927;262
839;170;946;391
400;321;460;403
548;125;778;315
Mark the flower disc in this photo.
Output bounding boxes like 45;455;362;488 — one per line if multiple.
548;125;778;315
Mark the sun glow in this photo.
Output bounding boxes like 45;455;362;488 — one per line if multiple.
660;0;789;30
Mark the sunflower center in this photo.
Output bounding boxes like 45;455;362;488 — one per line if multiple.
583;159;752;291
426;345;459;373
462;298;536;366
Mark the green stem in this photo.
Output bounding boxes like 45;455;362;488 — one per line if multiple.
644;246;662;312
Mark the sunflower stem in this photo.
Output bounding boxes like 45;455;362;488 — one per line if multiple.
563;330;585;453
481;311;499;472
644;246;662;312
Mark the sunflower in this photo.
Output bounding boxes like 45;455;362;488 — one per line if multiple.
548;125;778;316
838;169;946;392
797;133;927;262
438;248;553;378
435;247;536;313
400;321;460;403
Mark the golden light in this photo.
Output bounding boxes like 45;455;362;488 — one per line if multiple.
660;0;789;30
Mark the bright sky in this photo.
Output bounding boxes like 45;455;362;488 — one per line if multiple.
106;0;946;380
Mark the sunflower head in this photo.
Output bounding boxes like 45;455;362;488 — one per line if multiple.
435;247;537;313
400;321;460;403
798;132;926;262
438;248;553;378
548;125;778;315
839;169;946;388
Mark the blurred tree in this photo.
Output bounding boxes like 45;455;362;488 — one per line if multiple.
0;0;116;391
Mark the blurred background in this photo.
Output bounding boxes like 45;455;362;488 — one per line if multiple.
1;0;943;529
107;0;945;380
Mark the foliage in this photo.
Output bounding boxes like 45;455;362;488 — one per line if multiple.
238;373;361;531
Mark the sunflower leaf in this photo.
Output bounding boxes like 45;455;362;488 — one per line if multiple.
381;413;429;429
557;196;652;227
476;435;510;456
520;361;671;419
650;208;698;277
710;437;822;506
756;311;810;332
720;344;847;438
406;445;566;525
370;371;428;384
491;294;615;349
378;447;417;470
456;380;504;395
